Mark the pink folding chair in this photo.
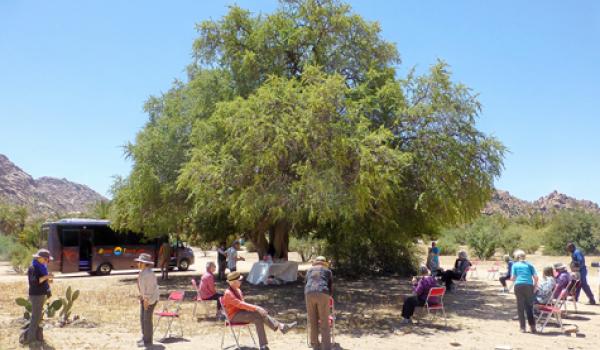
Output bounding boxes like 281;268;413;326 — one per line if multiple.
562;280;581;316
191;278;215;319
487;261;500;280
469;260;479;279
305;296;336;347
422;286;447;326
219;297;256;350
154;290;185;339
536;289;567;332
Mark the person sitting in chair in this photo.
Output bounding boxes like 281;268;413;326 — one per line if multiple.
401;265;438;324
553;262;571;299
199;261;223;318
499;254;514;293
222;271;297;350
534;266;556;305
441;250;471;291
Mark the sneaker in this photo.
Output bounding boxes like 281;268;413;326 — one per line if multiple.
400;318;413;325
519;328;526;333
280;321;298;334
530;327;537;334
259;346;270;350
587;301;597;305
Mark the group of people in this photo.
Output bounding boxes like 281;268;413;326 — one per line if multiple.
135;244;334;350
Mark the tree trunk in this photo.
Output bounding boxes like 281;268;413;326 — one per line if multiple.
249;216;271;260
271;220;290;260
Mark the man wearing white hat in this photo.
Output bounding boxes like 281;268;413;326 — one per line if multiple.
22;249;54;345
135;253;159;348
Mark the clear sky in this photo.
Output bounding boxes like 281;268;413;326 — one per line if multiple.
1;1;599;203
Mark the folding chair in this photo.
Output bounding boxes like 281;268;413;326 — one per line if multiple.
154;290;185;340
191;278;215;319
305;296;336;347
563;280;580;316
422;286;447;326
456;267;470;290
219;297;256;350
469;260;479;279
487;261;500;280
536;289;567;332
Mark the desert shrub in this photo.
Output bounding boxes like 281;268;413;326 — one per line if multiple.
289;235;326;262
466;216;500;259
520;227;544;254
10;243;36;274
0;234;18;260
497;224;523;255
244;240;257;253
436;229;459;255
543;210;600;255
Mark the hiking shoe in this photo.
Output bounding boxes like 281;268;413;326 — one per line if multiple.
400;318;413;325
281;321;298;334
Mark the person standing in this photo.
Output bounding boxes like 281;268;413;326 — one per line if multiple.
510;250;538;333
567;243;596;304
23;249;54;345
217;241;228;281
158;241;172;281
305;256;333;350
135;253;159;348
226;240;245;273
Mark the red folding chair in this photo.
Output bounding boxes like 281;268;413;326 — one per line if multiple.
422;286;447;326
487;261;500;280
191;278;215;319
154;290;185;340
536;289;567;332
469;260;479;279
305;296;336;347
219;297;256;350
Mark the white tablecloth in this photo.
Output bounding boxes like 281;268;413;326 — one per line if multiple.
246;261;299;285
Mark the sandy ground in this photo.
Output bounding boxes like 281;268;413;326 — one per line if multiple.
1;250;599;350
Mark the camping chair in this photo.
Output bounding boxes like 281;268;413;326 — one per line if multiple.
154;290;185;340
191;278;216;319
487;261;500;280
421;286;447;326
536;289;567;332
305;296;336;347
563;280;581;316
219;297;257;350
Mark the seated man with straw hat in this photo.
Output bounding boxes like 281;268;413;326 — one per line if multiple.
222;271;297;350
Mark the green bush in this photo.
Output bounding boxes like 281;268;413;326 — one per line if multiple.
0;234;18;260
436;232;459;255
10;244;36;274
289;235;326;262
543;210;600;255
497;224;523;255
520;227;543;254
466;216;500;260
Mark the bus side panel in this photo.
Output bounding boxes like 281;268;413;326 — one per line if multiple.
92;245;157;271
46;225;62;272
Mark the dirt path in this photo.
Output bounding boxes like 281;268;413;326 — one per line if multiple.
1;254;599;350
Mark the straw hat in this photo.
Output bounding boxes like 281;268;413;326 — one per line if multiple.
313;256;330;267
227;271;243;282
554;262;567;271
33;249;54;261
134;253;154;265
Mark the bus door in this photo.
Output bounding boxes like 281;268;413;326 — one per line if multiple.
59;227;80;273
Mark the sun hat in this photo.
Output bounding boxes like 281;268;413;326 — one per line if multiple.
227;271;243;282
134;253;155;265
32;249;54;261
313;256;330;267
554;262;567;271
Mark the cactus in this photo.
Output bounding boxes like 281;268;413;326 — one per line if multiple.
15;297;32;320
45;299;63;318
59;286;80;323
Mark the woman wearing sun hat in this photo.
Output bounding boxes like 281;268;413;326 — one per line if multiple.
305;256;333;350
222;271;297;350
135;253;159;348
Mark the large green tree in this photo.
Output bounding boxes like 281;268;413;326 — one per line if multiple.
111;0;505;271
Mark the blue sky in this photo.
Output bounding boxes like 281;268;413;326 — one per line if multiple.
1;1;599;203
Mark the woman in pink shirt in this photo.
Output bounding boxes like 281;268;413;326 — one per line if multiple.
199;262;223;317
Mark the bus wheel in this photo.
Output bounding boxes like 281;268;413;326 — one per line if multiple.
97;263;112;276
178;259;189;271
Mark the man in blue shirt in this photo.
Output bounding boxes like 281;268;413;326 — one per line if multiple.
567;243;596;305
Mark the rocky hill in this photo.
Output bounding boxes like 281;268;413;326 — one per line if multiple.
0;154;106;217
483;189;600;217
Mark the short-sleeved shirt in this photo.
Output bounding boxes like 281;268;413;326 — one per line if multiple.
226;247;238;270
572;249;587;271
305;266;333;295
511;261;537;286
28;261;50;296
432;247;440;266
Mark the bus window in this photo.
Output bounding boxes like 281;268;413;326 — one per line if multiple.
93;226;119;246
61;228;79;247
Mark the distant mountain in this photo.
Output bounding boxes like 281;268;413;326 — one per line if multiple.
0;154;106;217
483;189;600;217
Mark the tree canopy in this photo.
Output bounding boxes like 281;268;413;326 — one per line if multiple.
110;0;505;273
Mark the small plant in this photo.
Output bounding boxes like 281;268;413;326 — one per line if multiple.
59;286;80;324
15;297;32;320
15;297;62;321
